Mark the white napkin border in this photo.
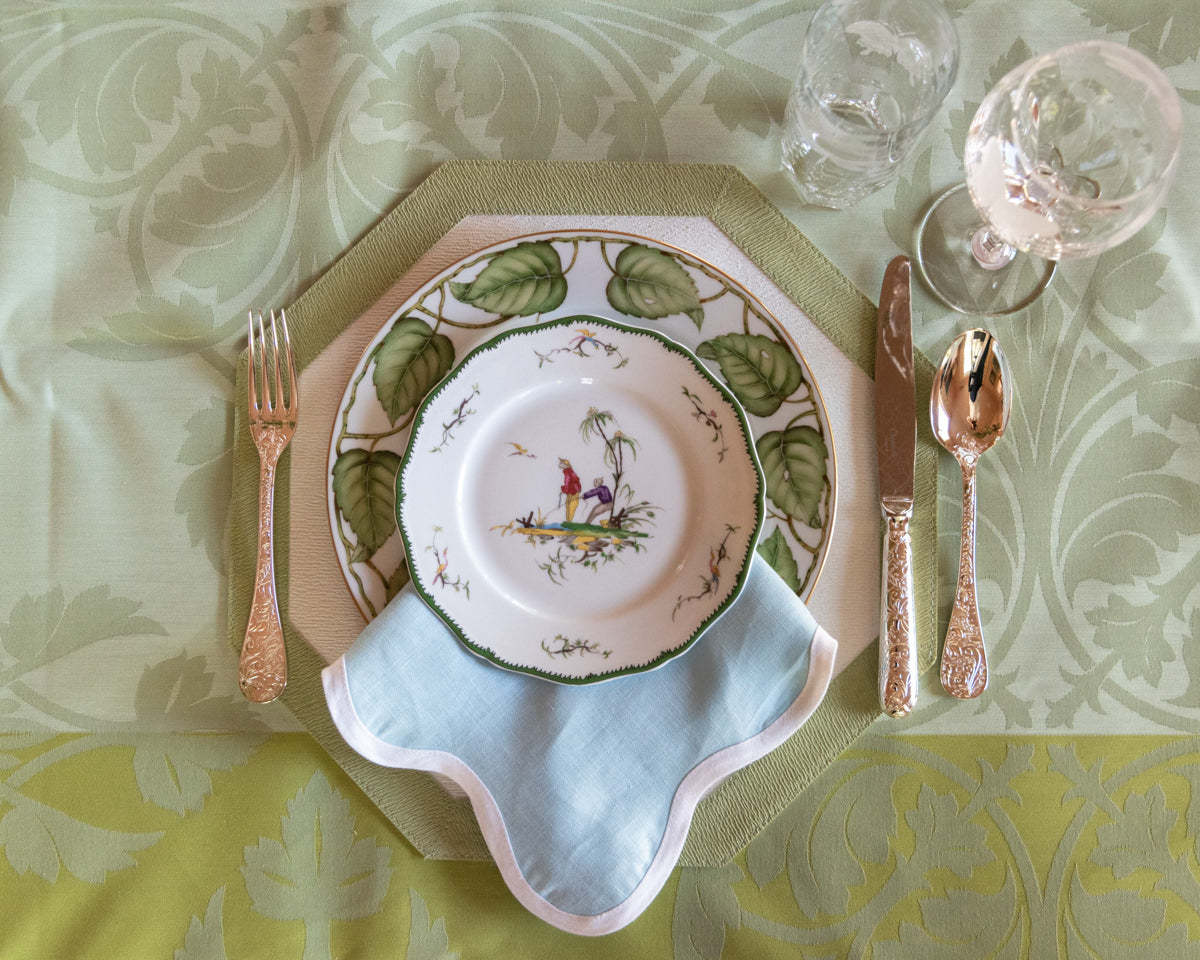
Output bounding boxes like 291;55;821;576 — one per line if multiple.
321;627;837;937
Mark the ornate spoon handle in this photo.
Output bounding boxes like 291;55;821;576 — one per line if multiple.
941;456;987;698
239;447;288;702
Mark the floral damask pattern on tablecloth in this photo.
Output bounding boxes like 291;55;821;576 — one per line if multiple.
1;1;1198;956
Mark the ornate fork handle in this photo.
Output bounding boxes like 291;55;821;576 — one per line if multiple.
240;427;290;702
941;455;987;698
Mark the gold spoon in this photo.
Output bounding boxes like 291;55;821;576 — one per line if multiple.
930;329;1012;698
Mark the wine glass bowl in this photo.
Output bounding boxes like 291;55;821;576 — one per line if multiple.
917;41;1183;315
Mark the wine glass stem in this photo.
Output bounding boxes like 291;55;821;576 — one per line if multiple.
970;225;1017;271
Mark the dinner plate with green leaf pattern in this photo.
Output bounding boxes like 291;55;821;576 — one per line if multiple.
328;230;836;623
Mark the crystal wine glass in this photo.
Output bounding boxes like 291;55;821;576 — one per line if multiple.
916;40;1182;316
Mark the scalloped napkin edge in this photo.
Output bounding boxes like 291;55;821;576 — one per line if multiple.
320;555;837;936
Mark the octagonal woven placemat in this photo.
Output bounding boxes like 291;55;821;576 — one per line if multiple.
228;160;939;866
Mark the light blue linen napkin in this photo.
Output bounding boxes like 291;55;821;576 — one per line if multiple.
322;554;836;936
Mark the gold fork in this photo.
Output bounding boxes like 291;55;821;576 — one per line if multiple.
240;309;298;703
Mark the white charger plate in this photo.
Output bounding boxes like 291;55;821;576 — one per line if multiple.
396;315;763;682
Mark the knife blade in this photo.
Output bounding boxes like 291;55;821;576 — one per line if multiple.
876;255;917;718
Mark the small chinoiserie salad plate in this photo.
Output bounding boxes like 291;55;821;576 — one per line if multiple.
328;230;836;626
396;315;764;682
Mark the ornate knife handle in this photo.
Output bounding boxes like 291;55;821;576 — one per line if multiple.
880;510;917;717
239;436;289;703
941;456;987;698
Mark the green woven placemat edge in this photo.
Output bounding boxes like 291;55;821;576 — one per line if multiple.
227;159;939;868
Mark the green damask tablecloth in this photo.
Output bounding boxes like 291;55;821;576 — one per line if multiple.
1;2;1198;957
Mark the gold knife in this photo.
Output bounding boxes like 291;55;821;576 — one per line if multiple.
876;256;918;718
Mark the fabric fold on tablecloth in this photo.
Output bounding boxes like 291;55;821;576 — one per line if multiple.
321;554;836;936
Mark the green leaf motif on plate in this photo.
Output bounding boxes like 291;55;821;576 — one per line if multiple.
332;449;403;556
449;241;567;316
756;426;828;526
605;244;704;328
756;527;800;592
372;318;455;425
696;333;803;417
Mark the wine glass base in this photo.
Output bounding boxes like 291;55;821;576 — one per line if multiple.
915;183;1056;316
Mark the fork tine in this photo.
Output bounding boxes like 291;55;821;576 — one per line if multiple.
257;309;270;412
279;308;298;410
270;310;283;414
247;310;259;412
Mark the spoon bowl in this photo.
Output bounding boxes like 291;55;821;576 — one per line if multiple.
930;329;1012;698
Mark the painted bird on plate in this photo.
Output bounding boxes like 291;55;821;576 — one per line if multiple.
570;328;600;350
707;548;721;590
507;442;535;458
432;547;449;588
